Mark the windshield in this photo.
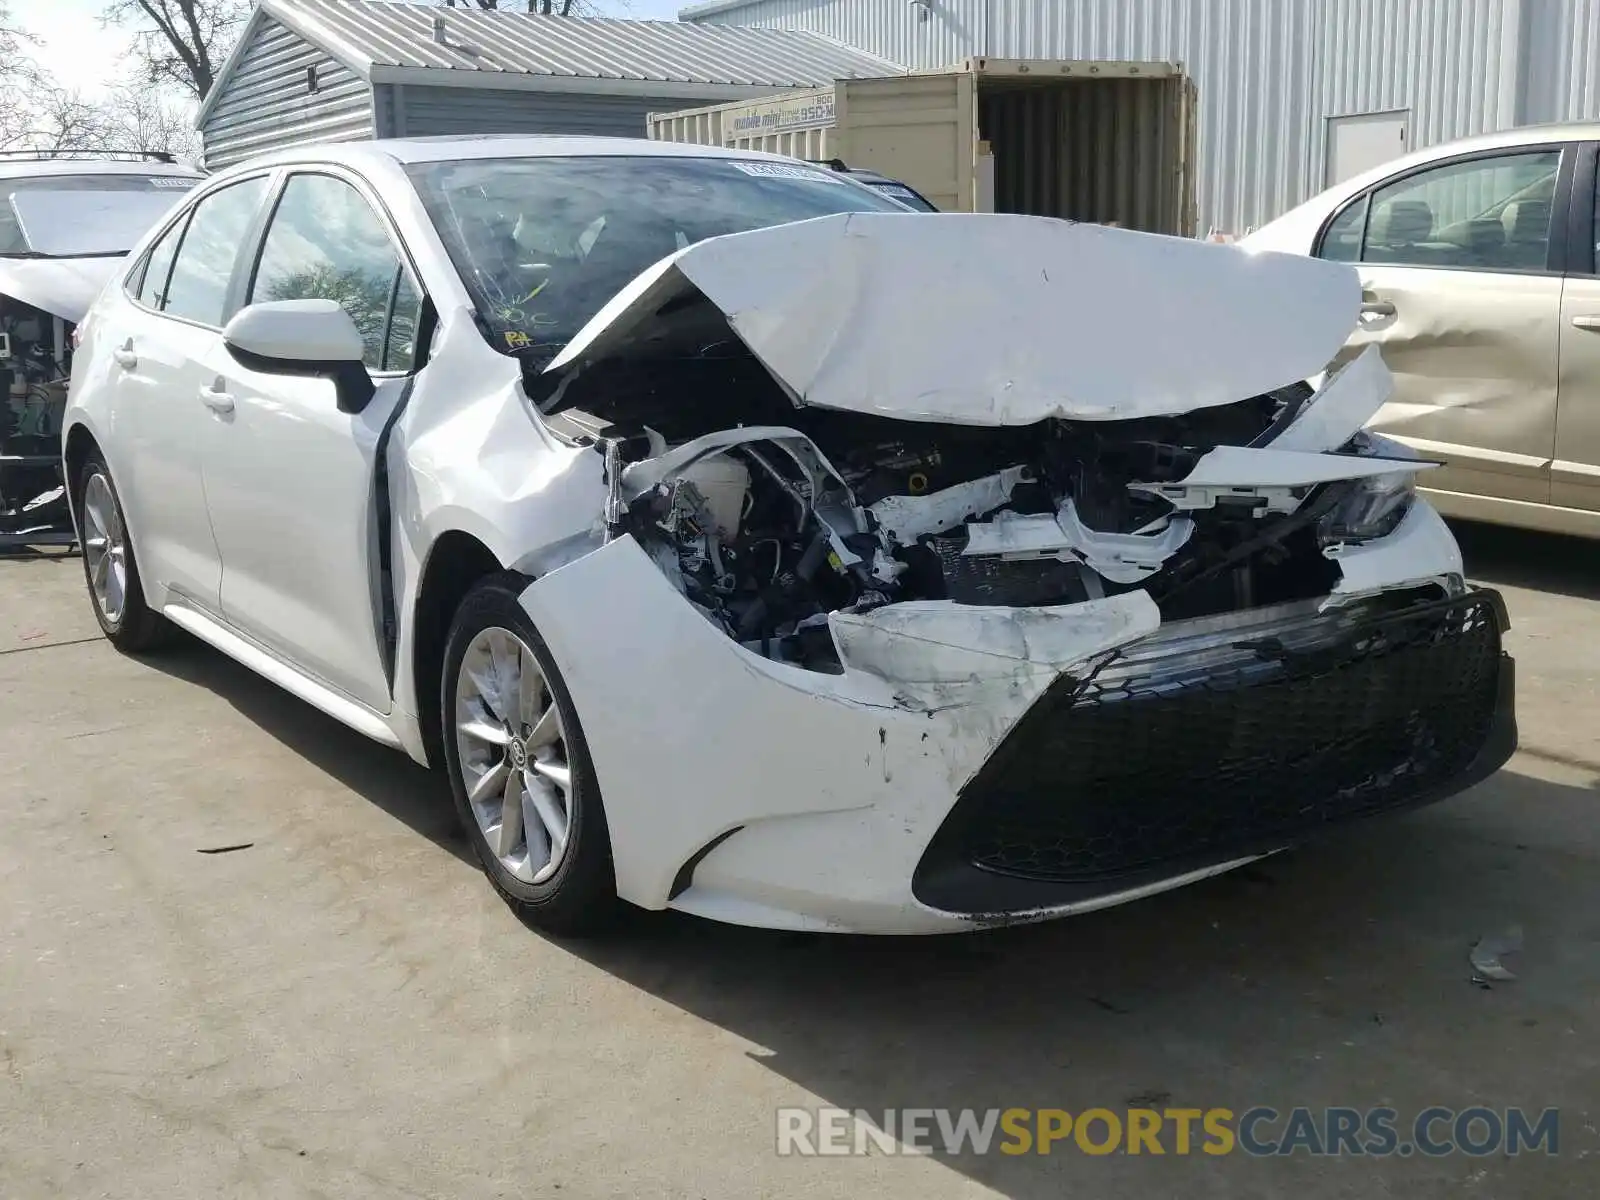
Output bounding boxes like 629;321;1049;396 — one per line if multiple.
0;173;197;256
407;155;910;357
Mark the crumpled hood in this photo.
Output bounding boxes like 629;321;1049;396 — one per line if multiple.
0;255;122;323
546;212;1362;425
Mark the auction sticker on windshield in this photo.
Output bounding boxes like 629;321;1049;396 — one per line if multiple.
730;162;846;185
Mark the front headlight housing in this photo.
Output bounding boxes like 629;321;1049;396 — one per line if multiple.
1316;430;1423;545
1318;470;1416;544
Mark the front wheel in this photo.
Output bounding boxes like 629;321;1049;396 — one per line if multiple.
440;573;620;935
73;449;169;652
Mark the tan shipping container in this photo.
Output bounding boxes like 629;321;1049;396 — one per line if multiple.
649;59;1198;236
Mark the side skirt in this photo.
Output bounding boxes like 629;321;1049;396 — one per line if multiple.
161;600;406;752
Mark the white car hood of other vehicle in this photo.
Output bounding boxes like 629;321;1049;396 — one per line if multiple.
0;255;122;323
547;212;1362;425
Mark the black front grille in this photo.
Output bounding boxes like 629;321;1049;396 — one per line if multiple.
927;593;1505;889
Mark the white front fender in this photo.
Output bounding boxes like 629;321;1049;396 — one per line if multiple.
517;535;1158;918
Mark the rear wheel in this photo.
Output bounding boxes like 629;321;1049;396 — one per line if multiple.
73;450;168;652
440;573;619;935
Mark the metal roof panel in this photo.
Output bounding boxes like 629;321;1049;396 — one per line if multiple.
256;0;900;85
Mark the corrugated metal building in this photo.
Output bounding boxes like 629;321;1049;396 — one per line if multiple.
679;0;1600;235
197;0;901;169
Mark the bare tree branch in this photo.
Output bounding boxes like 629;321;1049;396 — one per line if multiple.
33;90;111;153
441;0;608;16
96;82;202;159
0;1;100;151
102;0;246;100
1;85;110;154
0;0;201;157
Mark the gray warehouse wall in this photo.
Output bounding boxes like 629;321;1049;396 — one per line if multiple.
688;0;1600;235
384;85;735;140
200;13;372;170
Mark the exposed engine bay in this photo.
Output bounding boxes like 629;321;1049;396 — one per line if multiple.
528;212;1437;677
0;297;73;539
573;378;1417;674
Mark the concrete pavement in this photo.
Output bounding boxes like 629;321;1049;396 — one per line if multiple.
1;522;1596;1198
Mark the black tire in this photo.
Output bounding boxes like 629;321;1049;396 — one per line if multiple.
440;572;620;936
72;448;169;653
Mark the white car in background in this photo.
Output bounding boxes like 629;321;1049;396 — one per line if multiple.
63;136;1516;936
1;154;201;546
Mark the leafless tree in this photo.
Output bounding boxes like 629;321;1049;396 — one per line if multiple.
441;1;612;16
0;1;39;147
0;3;110;152
0;88;111;155
29;89;111;153
102;0;247;100
95;82;202;159
0;0;26;58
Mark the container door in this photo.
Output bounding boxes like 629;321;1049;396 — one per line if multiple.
1177;76;1199;236
836;73;976;212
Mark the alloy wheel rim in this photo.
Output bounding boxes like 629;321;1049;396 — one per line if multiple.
454;627;573;884
82;473;127;624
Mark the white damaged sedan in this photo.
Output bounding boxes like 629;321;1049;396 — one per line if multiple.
63;137;1516;935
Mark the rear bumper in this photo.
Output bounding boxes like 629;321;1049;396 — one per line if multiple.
913;589;1516;917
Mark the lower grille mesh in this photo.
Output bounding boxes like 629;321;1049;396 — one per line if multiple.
948;595;1503;884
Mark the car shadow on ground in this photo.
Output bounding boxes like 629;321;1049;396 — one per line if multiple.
562;767;1597;1196
143;634;472;866
1455;519;1600;601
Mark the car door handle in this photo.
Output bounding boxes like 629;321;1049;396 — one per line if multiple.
1572;315;1600;331
198;381;235;414
1360;300;1397;317
112;340;137;369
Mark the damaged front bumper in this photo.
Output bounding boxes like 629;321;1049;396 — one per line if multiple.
913;588;1516;920
520;531;1515;935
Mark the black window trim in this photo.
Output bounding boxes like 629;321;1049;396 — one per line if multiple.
239;164;430;379
149;216;191;310
123;204;196;309
126;244;150;297
1315;189;1370;265
1312;141;1579;278
379;264;407;372
1565;139;1599;277
126;169;279;330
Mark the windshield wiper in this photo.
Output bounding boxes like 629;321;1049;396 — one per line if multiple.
0;249;126;260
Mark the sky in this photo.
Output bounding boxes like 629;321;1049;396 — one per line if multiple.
14;0;690;99
15;0;133;96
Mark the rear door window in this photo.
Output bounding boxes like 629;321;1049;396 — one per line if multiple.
1317;195;1367;262
133;216;188;310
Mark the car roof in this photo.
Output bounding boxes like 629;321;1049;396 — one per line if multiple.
1412;120;1600;153
1250;120;1600;241
1333;121;1600;193
0;157;204;182
217;134;804;177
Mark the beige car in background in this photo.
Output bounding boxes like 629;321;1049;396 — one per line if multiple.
1243;122;1600;539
